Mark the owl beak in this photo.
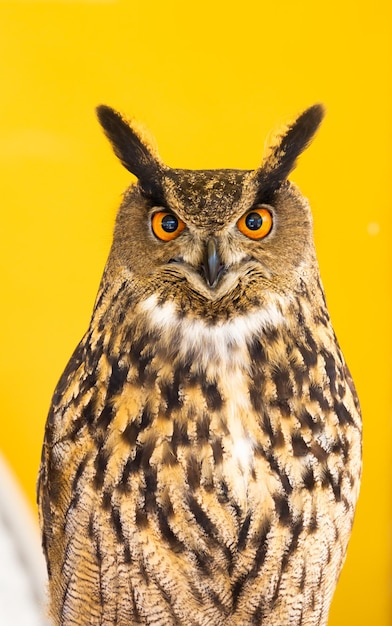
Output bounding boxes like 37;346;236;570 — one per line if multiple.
203;237;221;288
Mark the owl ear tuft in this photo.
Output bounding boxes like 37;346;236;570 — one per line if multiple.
96;105;165;194
257;104;325;194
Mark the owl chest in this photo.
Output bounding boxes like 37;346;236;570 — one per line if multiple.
101;338;285;518
158;371;261;509
92;307;328;515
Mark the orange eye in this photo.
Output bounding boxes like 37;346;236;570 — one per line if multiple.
237;206;273;240
151;211;186;241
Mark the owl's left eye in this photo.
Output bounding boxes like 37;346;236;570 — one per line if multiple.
237;206;273;240
151;211;186;241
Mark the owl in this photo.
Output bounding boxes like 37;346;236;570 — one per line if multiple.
38;104;362;626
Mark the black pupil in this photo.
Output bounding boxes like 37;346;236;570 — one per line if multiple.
245;212;263;230
161;214;178;232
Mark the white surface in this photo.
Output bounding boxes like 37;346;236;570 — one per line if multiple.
0;453;49;625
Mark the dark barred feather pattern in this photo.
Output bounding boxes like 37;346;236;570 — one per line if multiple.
39;275;361;626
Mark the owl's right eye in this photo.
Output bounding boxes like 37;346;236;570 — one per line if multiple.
151;211;186;241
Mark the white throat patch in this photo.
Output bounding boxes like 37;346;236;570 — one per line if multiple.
139;293;288;369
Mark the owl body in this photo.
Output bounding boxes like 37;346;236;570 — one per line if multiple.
38;106;361;626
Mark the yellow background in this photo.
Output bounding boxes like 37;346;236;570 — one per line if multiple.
0;1;391;624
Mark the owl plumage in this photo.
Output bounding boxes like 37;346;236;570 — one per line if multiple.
38;105;361;626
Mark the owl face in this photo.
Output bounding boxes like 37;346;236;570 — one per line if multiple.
98;105;324;312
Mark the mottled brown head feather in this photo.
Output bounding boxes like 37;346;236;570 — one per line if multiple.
98;104;324;204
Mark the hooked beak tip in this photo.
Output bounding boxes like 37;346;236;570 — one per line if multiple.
203;237;220;287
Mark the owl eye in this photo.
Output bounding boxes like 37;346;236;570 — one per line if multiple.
151;211;186;241
237;206;273;240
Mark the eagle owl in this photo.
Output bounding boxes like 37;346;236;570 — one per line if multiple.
38;104;362;626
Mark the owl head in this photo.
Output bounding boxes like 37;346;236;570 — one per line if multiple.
97;105;324;315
